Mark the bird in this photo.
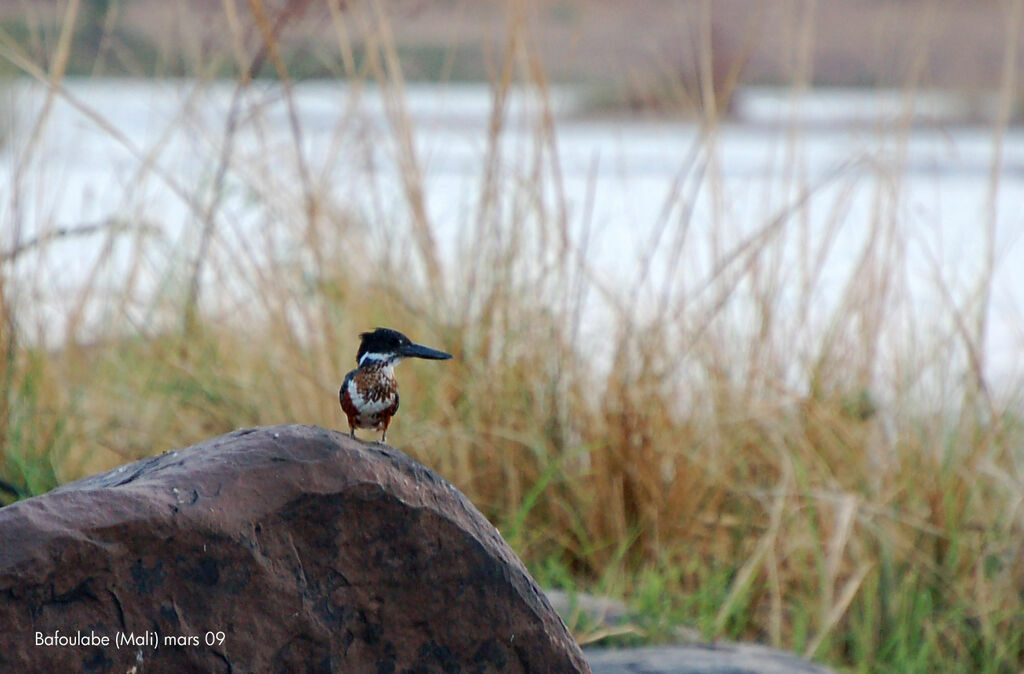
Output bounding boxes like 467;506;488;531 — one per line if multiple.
339;327;452;443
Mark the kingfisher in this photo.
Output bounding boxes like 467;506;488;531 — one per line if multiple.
339;327;452;443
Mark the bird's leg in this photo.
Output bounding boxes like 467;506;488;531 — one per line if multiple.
349;428;355;438
380;430;387;444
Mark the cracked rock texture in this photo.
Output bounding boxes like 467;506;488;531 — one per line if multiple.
0;424;590;673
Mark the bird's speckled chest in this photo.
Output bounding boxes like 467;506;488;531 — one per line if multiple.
340;363;400;430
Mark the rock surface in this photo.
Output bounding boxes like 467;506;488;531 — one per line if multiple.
584;644;834;674
0;424;590;673
543;590;834;674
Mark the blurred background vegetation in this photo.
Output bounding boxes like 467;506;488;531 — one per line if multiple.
2;1;1024;672
1;1;1021;110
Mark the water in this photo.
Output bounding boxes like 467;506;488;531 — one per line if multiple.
2;79;1022;393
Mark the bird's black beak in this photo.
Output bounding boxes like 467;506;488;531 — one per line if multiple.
399;342;453;361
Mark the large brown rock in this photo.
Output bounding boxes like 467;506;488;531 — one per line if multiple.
0;424;590;673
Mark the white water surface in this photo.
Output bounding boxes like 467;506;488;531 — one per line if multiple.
2;79;1022;398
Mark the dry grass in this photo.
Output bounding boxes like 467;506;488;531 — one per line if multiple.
2;1;1024;671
